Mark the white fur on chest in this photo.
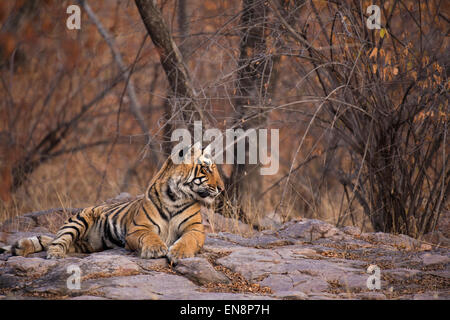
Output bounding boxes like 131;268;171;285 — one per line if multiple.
158;219;183;246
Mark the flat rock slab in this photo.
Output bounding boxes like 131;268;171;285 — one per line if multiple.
0;217;449;300
174;257;230;285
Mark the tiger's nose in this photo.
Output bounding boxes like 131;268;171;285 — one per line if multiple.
216;185;223;194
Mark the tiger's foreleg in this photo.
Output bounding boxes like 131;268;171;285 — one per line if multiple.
46;209;93;259
167;220;205;264
7;235;54;257
125;227;168;259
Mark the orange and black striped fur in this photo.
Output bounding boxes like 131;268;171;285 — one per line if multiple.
6;146;224;263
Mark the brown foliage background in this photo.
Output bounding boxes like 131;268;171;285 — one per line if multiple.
0;0;448;237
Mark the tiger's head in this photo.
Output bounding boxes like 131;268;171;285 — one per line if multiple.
154;143;225;205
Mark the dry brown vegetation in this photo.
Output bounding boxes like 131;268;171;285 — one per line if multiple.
0;0;448;238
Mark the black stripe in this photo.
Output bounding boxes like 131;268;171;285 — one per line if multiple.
52;239;69;251
178;182;191;198
123;222;127;240
59;226;80;239
70;219;85;231
98;217;109;249
138;233;146;246
171;202;195;218
61;224;81;232
142;205;161;234
147;184;154;200
149;185;169;221
76;214;89;231
105;220;124;247
68;216;83;227
132;218;149;229
153;185;169;220
189;222;203;227
104;202;126;216
166;185;177;202
178;210;200;231
109;202;131;220
172;199;192;209
192;165;199;181
101;205;118;216
53;242;66;250
37;236;45;248
111;214;122;239
127;228;147;236
116;201;136;236
109;203;132;241
189;229;205;234
59;230;76;241
91;205;101;210
100;232;109;250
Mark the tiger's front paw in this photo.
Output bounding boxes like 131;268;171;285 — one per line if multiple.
167;243;195;265
140;243;168;259
46;245;66;259
10;239;33;257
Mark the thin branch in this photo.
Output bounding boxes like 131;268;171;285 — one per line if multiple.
80;0;159;164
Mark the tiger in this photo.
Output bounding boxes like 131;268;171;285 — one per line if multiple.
3;144;224;264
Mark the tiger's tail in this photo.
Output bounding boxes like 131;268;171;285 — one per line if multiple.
0;235;54;257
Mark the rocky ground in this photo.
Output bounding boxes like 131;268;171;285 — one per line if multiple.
0;208;449;300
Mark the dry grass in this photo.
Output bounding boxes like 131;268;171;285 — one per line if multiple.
0;148;152;224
